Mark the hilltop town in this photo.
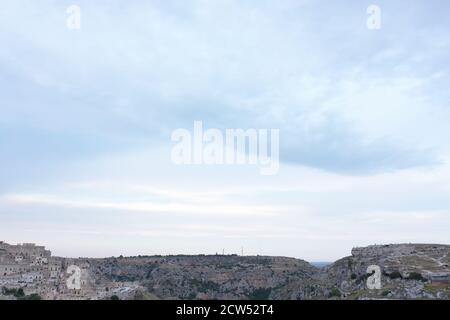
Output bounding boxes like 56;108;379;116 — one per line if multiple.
1;241;449;300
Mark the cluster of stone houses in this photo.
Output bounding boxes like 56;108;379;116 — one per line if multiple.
0;241;142;300
0;241;64;297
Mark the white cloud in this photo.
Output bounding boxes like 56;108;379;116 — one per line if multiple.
1;0;449;259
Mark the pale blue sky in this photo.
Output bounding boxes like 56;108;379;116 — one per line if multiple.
1;0;450;260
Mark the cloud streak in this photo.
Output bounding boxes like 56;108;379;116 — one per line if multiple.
1;0;450;259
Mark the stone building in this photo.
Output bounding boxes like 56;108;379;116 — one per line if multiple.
428;272;450;284
0;241;51;262
0;241;52;286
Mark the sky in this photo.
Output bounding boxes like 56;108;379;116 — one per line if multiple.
0;0;450;261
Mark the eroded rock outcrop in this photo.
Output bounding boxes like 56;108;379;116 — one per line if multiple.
1;241;449;300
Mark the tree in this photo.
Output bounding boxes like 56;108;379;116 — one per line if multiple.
408;272;425;281
14;288;25;298
22;293;42;300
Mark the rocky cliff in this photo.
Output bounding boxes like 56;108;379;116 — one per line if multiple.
1;243;449;300
324;244;450;299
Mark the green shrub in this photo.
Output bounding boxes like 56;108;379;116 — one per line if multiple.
248;288;272;300
15;288;25;298
328;287;341;298
381;290;391;296
386;271;402;279
407;272;425;281
2;287;25;298
347;259;353;269
21;294;42;300
2;287;41;300
356;272;371;284
2;287;15;295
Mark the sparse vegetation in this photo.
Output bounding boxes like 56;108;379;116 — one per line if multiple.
189;279;220;293
386;271;403;279
381;290;391;296
21;293;42;300
2;287;24;298
1;287;41;300
328;287;341;298
248;288;272;300
407;272;426;282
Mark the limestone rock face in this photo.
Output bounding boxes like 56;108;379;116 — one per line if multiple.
0;241;449;300
325;244;450;299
